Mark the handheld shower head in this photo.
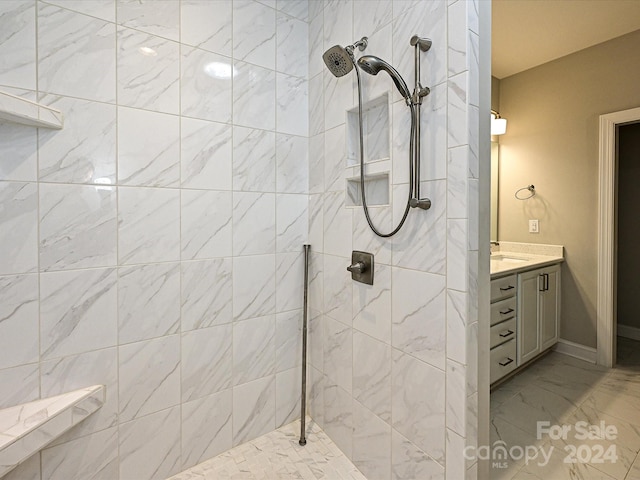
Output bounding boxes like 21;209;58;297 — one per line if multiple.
323;45;354;77
357;55;411;101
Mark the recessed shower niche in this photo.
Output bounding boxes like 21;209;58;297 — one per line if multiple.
346;92;390;206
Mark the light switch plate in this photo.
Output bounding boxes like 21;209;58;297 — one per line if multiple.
529;219;539;233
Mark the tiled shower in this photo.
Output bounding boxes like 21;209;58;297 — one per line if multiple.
0;0;483;479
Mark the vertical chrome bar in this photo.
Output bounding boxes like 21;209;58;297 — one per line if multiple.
414;43;421;201
299;243;311;446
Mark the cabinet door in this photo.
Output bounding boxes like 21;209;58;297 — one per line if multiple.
540;265;561;350
518;269;542;364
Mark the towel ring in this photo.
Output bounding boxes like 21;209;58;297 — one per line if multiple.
515;185;535;200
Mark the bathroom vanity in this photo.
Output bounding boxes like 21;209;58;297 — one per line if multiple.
489;243;564;386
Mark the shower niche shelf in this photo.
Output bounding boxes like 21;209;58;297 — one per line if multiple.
0;90;64;129
346;172;389;207
346;92;390;166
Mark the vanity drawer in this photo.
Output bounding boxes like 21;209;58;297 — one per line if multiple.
490;339;517;384
490;296;517;326
490;318;516;348
491;274;517;302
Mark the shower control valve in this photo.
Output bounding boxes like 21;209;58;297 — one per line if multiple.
347;251;374;285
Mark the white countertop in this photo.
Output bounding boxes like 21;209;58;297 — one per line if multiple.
490;242;564;277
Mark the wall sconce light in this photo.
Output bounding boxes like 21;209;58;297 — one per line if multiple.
491;109;507;135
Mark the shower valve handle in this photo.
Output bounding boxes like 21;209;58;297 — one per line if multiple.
347;261;366;274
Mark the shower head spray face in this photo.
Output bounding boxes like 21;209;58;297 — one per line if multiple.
357;55;412;101
323;45;354;77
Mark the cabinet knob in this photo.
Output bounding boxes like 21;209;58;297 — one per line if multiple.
500;285;515;291
499;357;514;367
499;308;514;315
499;329;514;338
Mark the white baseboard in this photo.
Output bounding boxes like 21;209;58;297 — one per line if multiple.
554;339;597;364
617;324;640;341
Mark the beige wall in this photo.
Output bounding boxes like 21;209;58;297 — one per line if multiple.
497;29;640;347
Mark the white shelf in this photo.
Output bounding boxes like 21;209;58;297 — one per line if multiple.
0;90;64;129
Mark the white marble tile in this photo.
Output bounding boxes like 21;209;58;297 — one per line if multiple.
181;190;232;259
308;366;325;427
323;192;352;258
447;145;468;218
352;401;392;480
323;70;352;131
38;3;115;102
447;72;468;149
446;289;467;364
391;266;446;370
0;1;36;90
276;194;308;253
0;364;39;409
323;382;353;458
181;258;233;331
447;0;467;76
276;134;308;194
353;331;391;423
447;219;467;292
38;95;116;184
40;348;118;442
232;126;276;192
233;316;275;386
275;310;302;372
118;335;180;422
323;0;352;52
43;0;115;21
392;350;445;464
117;27;179;114
392;430;444;480
0;274;38;369
181;117;232;190
352;262;391;342
352;205;393;265
0;182;37;275
323;124;346;192
233;61;276;130
41;426;118;480
40;268;117;360
323;316;352;393
0;89;37;182
353;0;392;37
276;0;307;20
277;73;308;136
118;262;180;344
446;359;467;437
2;451;40;480
276;12;307;78
116;0;179;41
119;406;181;480
181;325;232;402
308;13;323;79
233;0;276;70
181;389;233;470
275;367;301;427
181;0;232;56
232;192;276;255
308;194;324;257
308;311;324;372
233;375;276;446
322;254;352;325
309;73;324;137
117;187;180;265
275;251;304;313
117;107;180;187
232;255;276;321
181;46;232;123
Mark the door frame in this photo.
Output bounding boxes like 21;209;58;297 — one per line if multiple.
597;106;640;367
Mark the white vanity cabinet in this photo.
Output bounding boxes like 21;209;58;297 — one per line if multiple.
517;264;561;364
490;274;518;384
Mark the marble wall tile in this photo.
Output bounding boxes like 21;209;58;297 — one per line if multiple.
352;402;392;480
323;125;346;192
180;0;232;56
116;0;179;41
447;0;467;76
40;268;117;360
276;194;308;254
446;359;467;437
119;406;181;480
117;107;180;187
118;186;180;265
323;316;352;393
233;0;276;70
323;382;353;458
41;427;118;480
233;254;276;321
276;12;308;78
118;263;180;344
232;126;276;192
392;350;445;464
275;252;304;312
391;430;444;480
308;194;324;257
233;192;276;255
118;335;181;422
38;95;116;184
323;70;352;131
181;258;233;331
0;275;37;370
447;72;468;148
43;1;115;22
353;331;391;422
322;254;352;325
181;190;233;259
447;145;469;218
352;206;393;265
0;182;37;274
232;375;276;445
117;27;179;114
276;134;308;194
181;46;232;123
353;0;392;37
38;3;115;102
309;134;324;194
309;73;324;137
447;219;467;291
0;363;39;409
0;89;38;182
323;0;352;52
308;366;325;427
233;61;276;130
275;310;302;372
352;263;391;343
2;451;40;480
308;13;324;79
276;367;301;427
39;183;116;271
0;1;36;90
233;316;275;385
446;289;467;365
181;389;233;469
181;117;232;190
323;191;352;258
181;325;232;402
277;0;308;20
277;73;309;136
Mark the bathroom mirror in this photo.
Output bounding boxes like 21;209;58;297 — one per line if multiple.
491;141;499;242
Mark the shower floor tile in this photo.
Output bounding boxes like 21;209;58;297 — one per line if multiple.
168;418;366;480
